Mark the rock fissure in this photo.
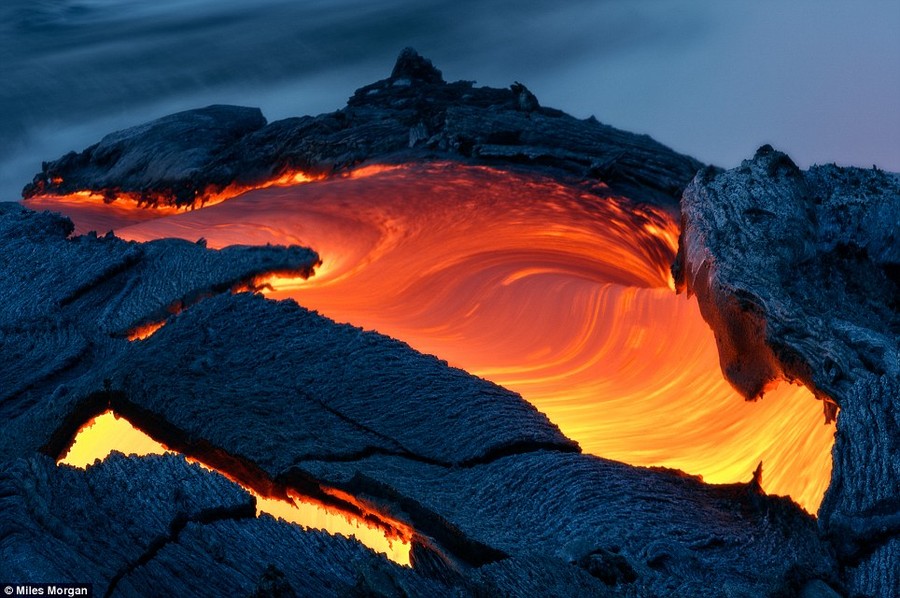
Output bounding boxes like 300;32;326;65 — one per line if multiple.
103;501;256;598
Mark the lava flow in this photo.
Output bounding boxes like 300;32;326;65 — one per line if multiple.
58;411;413;565
26;169;323;235
40;162;836;513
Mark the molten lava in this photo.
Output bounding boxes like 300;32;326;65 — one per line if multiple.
126;320;167;341
26;168;363;235
42;162;835;513
58;411;412;565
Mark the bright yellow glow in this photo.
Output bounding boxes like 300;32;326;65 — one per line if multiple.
46;163;835;514
58;411;411;565
255;492;410;566
60;411;172;466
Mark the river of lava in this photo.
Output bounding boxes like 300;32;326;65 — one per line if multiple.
40;162;835;513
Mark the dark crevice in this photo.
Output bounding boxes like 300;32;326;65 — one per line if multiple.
824;508;900;566
313;398;417;457
457;439;580;468
303;395;578;471
285;444;444;469
103;501;256;597
58;249;144;307
117;262;319;340
40;388;114;461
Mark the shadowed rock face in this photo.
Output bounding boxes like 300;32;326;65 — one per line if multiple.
22;105;266;205
23;48;702;211
675;146;899;597
675;146;898;406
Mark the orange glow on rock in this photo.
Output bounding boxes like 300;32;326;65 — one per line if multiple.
58;411;412;565
44;163;835;513
26;169;324;235
126;320;167;341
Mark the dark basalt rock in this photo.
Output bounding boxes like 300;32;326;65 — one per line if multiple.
296;451;836;596
23;49;703;211
576;548;638;586
23;105;266;205
675;146;899;596
0;203;319;462
0;454;456;597
391;46;444;84
0;453;254;594
109;292;576;471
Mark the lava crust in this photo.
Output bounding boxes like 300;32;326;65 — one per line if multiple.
675;145;899;596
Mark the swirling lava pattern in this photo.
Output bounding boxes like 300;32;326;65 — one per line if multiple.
42;162;835;513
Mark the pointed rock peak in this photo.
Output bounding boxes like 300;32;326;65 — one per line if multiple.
750;461;764;491
751;144;800;178
391;47;444;84
510;81;540;112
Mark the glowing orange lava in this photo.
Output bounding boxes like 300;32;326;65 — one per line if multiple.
26;169;323;235
58;411;412;565
126;320;167;341
25;167;406;236
42;163;835;513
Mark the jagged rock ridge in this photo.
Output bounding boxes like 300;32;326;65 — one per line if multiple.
23;48;702;211
675;146;899;597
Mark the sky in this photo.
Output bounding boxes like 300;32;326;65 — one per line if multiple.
1;0;898;200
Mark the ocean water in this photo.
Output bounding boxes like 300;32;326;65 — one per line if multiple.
2;0;898;200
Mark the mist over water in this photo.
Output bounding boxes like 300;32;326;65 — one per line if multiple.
2;0;898;200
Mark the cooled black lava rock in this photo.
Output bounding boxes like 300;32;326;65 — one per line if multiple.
0;203;318;462
0;454;457;597
675;146;899;597
0;453;253;593
296;451;837;597
23;49;703;211
391;46;444;84
24;105;266;205
105;291;576;472
675;146;898;406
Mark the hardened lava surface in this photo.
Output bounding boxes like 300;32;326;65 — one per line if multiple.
676;146;899;597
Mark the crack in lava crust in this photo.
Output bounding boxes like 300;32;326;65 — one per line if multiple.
44;162;835;513
58;411;413;565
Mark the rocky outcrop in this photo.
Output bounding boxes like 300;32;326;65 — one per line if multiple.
0;453;456;597
23;49;702;211
675;146;899;596
22;106;266;205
